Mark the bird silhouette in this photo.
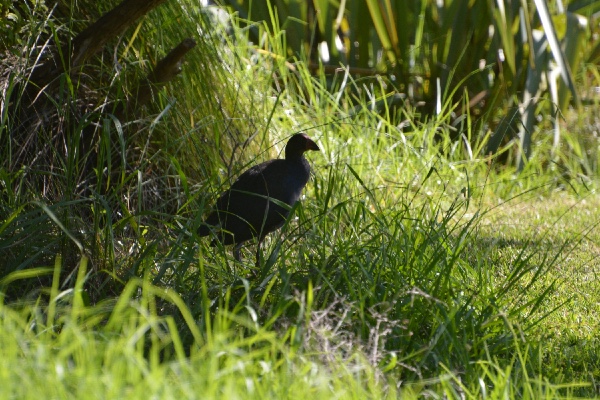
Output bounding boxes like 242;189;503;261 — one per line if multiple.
198;133;320;266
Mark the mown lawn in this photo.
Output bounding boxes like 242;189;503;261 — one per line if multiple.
478;192;600;392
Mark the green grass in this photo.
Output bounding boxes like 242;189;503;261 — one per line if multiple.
477;194;600;391
1;0;600;398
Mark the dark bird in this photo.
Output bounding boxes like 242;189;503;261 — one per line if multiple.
198;133;320;265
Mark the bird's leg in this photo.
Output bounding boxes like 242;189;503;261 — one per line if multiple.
233;243;242;262
254;239;263;272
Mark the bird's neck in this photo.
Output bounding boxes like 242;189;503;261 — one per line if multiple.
285;153;305;162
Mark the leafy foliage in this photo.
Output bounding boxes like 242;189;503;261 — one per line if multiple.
223;0;600;169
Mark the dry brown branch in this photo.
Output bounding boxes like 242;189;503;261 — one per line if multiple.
117;38;197;119
12;0;197;185
27;0;168;99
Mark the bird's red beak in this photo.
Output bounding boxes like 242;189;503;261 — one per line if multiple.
306;139;320;151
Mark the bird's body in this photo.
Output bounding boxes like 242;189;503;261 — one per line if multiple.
198;133;319;262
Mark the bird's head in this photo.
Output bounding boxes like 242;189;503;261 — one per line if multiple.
285;133;320;159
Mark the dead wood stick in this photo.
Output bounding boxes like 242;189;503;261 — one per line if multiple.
28;0;168;95
116;38;197;119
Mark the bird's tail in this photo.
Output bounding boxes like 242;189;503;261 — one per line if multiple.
197;224;211;237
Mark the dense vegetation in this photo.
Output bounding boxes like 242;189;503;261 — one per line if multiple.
1;0;599;398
